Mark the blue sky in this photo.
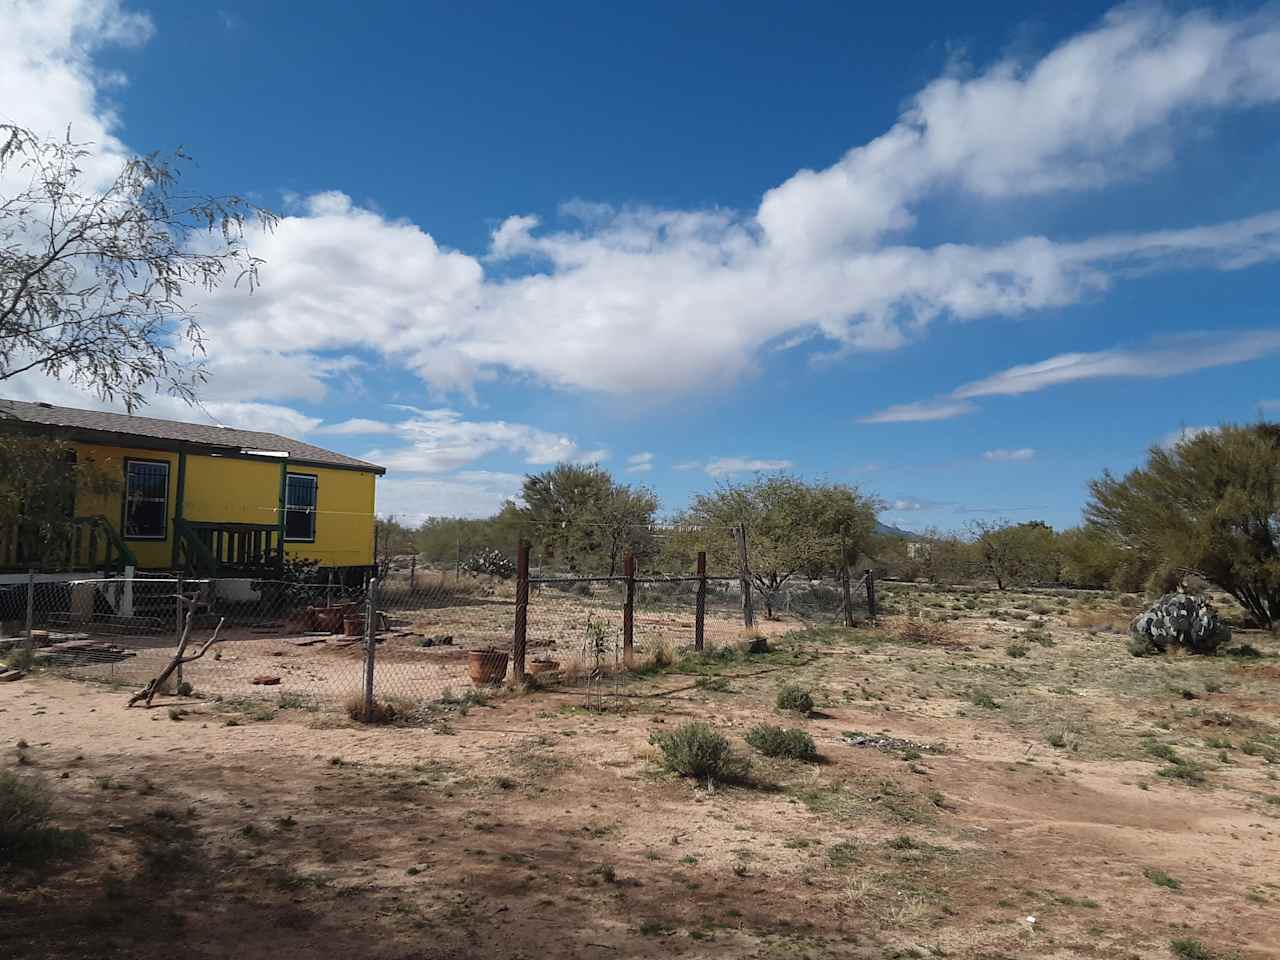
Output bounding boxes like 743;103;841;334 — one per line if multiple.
6;1;1280;530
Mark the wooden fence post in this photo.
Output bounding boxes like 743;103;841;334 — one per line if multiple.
174;573;184;691
513;540;529;682
24;569;34;647
363;577;379;720
841;564;854;628
865;568;877;621
622;550;636;668
695;551;707;651
736;524;754;629
409;556;417;591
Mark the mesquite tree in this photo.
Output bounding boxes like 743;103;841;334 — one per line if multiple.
1085;423;1280;628
676;475;879;618
0;125;276;410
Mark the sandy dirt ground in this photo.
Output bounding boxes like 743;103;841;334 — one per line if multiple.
2;585;1279;960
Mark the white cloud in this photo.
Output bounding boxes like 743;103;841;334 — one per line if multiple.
864;330;1280;422
703;457;793;477
376;470;525;521
756;5;1280;253
362;409;590;474
14;2;1280;422
313;418;399;436
860;399;979;423
953;330;1280;399
46;4;1279;404
625;451;654;473
982;448;1036;462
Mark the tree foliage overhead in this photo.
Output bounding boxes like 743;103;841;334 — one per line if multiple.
0;125;276;410
1085;422;1280;627
675;475;879;617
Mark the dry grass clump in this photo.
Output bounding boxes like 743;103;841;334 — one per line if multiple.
891;616;958;647
344;694;400;724
1071;606;1132;634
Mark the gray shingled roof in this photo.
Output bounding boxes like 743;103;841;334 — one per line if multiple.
0;399;385;474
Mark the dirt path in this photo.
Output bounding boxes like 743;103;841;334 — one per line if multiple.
3;599;1280;959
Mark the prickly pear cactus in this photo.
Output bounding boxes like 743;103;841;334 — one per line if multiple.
1128;592;1231;657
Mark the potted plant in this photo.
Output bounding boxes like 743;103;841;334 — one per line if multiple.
467;648;509;685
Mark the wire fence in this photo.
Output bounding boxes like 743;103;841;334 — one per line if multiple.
0;550;877;712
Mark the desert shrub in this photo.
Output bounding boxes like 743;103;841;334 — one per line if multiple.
4;643;35;672
460;548;515;580
745;725;818;761
1128;593;1231;657
1005;642;1029;658
0;772;87;867
344;694;399;724
649;722;750;785
776;684;814;715
892;616;956;646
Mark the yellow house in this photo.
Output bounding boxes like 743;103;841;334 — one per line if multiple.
0;398;385;580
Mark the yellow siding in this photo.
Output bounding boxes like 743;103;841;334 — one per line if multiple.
297;466;377;567
72;442;178;569
70;442;378;570
183;455;280;528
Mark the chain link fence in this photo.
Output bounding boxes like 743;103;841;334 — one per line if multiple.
0;557;876;710
0;571;515;710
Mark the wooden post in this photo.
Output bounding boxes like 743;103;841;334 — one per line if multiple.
512;540;529;683
174;574;185;691
455;535;462;579
24;569;34;647
695;551;707;651
865;568;877;621
363;577;379;721
623;550;636;667
841;565;855;628
409;556;417;591
736;524;754;629
326;569;334;608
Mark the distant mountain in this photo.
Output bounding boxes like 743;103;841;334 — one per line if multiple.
874;521;917;539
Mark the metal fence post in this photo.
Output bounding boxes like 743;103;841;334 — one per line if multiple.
865;568;877;621
512;540;529;683
695;551;707;651
736;524;754;628
409;556;417;591
363;577;379;721
623;550;636;667
25;569;35;648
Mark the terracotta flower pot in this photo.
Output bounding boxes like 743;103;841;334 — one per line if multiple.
315;607;345;633
527;658;560;675
467;649;509;686
343;615;365;638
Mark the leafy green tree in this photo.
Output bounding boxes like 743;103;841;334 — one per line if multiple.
1055;526;1146;590
970;520;1058;590
1085;423;1280;627
674;475;879;618
519;463;658;574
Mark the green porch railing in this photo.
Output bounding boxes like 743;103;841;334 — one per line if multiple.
0;515;137;574
176;519;284;578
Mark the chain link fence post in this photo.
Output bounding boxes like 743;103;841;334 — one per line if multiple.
25;569;35;653
363;576;379;721
865;568;877;621
695;551;707;651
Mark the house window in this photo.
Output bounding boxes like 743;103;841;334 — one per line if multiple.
124;459;169;540
284;473;317;542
